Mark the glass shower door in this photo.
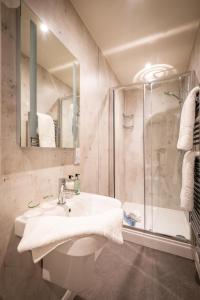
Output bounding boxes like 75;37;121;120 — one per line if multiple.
113;86;145;230
144;75;192;240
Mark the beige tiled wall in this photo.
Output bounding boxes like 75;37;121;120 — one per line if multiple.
22;0;118;194
0;0;118;297
188;24;200;82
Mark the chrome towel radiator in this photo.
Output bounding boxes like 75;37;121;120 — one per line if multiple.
190;89;200;279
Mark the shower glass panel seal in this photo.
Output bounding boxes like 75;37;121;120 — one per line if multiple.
110;71;194;243
122;225;191;244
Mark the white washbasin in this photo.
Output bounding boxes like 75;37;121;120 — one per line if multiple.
15;192;121;257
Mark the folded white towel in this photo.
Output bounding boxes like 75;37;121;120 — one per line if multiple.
17;208;123;263
180;151;195;211
37;113;56;148
177;86;200;151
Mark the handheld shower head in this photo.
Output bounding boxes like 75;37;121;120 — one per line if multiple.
164;91;180;100
164;91;182;104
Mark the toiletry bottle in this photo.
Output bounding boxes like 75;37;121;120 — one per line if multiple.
74;173;80;194
66;175;75;191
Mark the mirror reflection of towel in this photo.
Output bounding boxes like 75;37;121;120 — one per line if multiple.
37;113;56;148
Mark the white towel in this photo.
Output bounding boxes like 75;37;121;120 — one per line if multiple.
37;113;56;148
17;208;123;263
180;151;195;211
177;86;200;151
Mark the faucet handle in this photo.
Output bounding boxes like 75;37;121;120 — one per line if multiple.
58;178;67;205
59;177;66;184
58;178;67;191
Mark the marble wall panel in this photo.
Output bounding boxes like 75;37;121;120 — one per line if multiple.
124;89;144;205
188;25;200;82
114;89;125;202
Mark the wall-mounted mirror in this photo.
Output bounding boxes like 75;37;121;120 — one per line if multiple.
19;1;80;148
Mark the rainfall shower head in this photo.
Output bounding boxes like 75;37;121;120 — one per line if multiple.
164;91;182;104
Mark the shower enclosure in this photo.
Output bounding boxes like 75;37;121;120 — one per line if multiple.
111;71;196;242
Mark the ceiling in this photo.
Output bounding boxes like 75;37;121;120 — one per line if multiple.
71;0;200;85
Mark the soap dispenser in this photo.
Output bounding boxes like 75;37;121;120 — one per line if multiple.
74;173;80;195
66;175;75;191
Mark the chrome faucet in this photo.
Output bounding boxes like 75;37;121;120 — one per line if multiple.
58;178;67;205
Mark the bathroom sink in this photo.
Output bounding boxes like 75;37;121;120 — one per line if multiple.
15;192;121;257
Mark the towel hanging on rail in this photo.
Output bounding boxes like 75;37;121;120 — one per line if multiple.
177;86;200;151
180;151;196;211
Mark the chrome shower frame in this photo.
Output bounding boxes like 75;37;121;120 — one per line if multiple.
109;71;196;253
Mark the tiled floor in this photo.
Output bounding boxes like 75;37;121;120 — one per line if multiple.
76;241;200;300
1;236;200;300
0;234;65;300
